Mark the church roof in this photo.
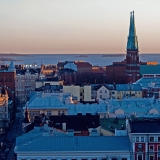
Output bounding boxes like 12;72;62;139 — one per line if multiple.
127;11;138;51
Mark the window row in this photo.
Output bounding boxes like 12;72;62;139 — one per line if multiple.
134;136;160;142
21;158;127;160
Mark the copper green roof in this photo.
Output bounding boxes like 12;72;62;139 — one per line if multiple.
140;65;160;75
127;11;138;51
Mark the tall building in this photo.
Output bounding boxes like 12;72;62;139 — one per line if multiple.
126;11;140;83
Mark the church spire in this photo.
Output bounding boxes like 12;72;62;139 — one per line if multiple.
23;103;30;123
127;11;138;51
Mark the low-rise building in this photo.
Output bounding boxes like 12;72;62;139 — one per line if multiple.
15;125;132;160
63;85;95;103
36;77;63;89
111;84;142;100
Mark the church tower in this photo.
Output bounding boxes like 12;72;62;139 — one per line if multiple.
126;11;140;83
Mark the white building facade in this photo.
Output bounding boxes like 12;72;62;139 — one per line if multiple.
15;69;39;103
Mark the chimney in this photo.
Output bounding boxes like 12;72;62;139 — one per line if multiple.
89;128;99;136
67;129;74;136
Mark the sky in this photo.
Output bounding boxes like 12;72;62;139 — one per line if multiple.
0;0;160;54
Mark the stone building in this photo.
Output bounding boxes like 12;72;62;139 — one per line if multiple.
0;87;13;134
15;69;39;103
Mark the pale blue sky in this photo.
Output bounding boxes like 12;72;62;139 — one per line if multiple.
0;0;159;54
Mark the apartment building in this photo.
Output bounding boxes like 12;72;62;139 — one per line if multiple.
15;69;39;103
63;85;95;103
128;119;160;160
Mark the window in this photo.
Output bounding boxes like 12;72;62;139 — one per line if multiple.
149;145;154;152
149;154;154;160
141;137;144;142
136;137;139;142
100;95;102;99
158;145;160;151
158;137;160;142
47;111;51;116
100;90;102;93
58;111;61;115
158;154;160;160
137;144;143;152
112;91;115;94
150;137;154;142
137;155;143;160
105;90;107;93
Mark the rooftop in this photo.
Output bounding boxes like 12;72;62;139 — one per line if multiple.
15;126;131;152
130;120;160;133
140;65;160;75
116;84;142;91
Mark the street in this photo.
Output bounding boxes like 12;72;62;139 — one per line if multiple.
4;105;24;160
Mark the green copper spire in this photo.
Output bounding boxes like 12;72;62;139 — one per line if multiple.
127;11;138;51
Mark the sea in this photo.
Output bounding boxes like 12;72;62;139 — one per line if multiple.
0;54;160;67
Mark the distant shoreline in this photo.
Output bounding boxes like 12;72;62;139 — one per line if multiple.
0;53;28;56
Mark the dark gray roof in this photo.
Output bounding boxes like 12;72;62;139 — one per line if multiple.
16;68;40;75
16;136;131;152
130;120;160;133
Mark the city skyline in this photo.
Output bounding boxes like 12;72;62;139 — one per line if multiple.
0;0;160;54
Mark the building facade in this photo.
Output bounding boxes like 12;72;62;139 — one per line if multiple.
15;69;39;103
128;120;160;160
0;62;16;99
63;85;95;103
0;87;12;134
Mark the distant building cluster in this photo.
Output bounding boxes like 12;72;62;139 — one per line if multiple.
1;11;160;160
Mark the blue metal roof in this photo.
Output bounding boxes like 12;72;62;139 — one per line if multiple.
116;84;142;91
140;65;160;75
135;77;160;87
15;135;131;152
